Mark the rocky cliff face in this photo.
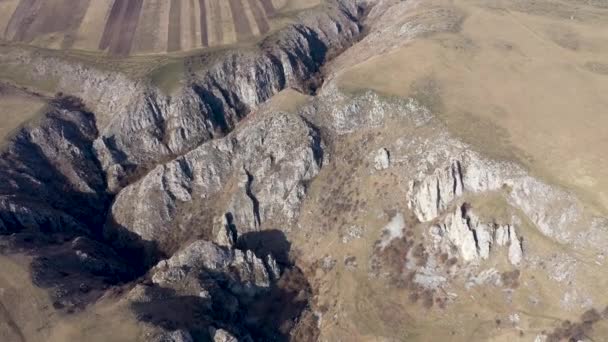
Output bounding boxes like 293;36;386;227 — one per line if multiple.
0;96;141;312
2;0;608;340
306;88;607;319
406;148;584;246
0;97;107;235
429;203;523;266
0;1;366;339
109;111;323;255
2;0;363;193
95;0;361;192
128;227;310;341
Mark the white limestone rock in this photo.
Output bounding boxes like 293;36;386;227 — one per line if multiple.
110;112;323;251
431;204;523;266
151;240;280;296
508;229;523;266
407;147;583;246
210;328;238;342
378;213;406;249
408;160;464;222
374;148;391;170
151;330;194;342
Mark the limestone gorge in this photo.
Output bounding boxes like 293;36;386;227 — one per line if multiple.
1;0;608;341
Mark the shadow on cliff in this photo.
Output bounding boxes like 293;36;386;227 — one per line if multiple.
131;261;315;341
236;229;292;267
0;101;165;313
0;212;163;313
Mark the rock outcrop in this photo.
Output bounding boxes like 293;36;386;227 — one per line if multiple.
374;147;391;170
150;330;194;342
210;328;239;342
110;111;323;253
150;239;280;297
129;232;306;341
1;0;365;192
304;87;433;134
0;97;108;235
430;204;523;266
407;150;582;244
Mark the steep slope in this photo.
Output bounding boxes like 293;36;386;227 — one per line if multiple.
0;1;367;340
1;0;364;192
1;0;608;341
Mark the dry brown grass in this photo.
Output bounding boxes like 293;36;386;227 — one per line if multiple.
336;0;608;215
0;84;47;143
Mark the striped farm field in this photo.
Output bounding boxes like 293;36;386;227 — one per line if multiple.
0;0;320;56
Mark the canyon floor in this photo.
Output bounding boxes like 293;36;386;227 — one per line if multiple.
1;0;608;341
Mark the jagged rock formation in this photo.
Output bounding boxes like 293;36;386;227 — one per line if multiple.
1;0;364;192
2;0;608;339
303;86;433;134
0;97;108;234
407;150;583;245
429;203;523;265
150;239;280;296
0;2;367;339
128;227;309;341
0;96;143;311
29;236;132;311
110;111;323;254
210;328;239;342
150;329;194;342
373;147;391;170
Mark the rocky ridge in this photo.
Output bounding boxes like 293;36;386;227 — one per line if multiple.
110;111;323;256
301;87;607;314
0;1;368;339
1;0;608;340
1;0;364;193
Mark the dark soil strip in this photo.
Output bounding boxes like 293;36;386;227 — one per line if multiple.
167;0;182;51
133;0;163;52
112;0;144;55
189;0;197;48
258;0;276;16
99;0;128;50
5;0;42;41
228;0;252;41
247;0;269;34
198;0;208;47
212;0;223;44
46;0;91;49
100;0;144;55
6;0;89;46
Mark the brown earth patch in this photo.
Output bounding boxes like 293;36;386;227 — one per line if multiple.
198;0;209;47
99;0;128;51
210;0;223;45
99;0;144;55
167;0;182;52
584;61;608;75
228;0;253;41
5;0;45;41
189;0;198;48
5;0;90;47
130;0;165;53
259;0;276;16
248;0;270;34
